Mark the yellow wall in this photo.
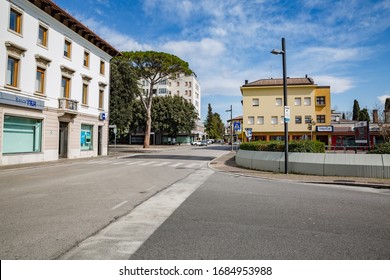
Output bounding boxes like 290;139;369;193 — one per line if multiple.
241;84;331;141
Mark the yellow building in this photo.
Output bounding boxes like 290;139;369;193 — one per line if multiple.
240;76;332;144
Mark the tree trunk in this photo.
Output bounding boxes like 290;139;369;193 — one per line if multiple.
144;87;153;149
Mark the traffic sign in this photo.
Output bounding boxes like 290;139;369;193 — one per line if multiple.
233;122;241;132
284;106;290;123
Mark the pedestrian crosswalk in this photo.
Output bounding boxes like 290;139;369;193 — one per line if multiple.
83;158;206;169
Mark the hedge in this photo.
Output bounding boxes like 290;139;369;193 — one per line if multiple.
239;140;325;153
368;142;390;154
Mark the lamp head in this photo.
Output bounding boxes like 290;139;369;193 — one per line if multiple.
271;49;284;55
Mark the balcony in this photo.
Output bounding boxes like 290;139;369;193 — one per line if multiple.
58;98;79;116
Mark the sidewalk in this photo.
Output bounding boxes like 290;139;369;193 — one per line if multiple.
210;151;390;189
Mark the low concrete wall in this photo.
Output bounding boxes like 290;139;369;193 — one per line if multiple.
236;150;389;179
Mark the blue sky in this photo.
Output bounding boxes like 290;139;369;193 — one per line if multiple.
54;0;390;123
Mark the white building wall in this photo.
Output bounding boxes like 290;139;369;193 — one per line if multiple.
141;73;201;120
0;0;114;165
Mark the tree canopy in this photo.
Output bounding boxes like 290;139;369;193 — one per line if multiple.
109;57;140;138
204;103;225;139
352;99;360;121
120;51;193;148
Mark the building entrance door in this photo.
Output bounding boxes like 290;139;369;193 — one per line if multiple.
59;122;68;158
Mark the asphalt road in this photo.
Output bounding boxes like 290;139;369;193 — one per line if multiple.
130;171;390;260
1;145;389;260
0;145;228;259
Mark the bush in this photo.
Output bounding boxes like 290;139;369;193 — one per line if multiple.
368;142;390;154
240;140;325;153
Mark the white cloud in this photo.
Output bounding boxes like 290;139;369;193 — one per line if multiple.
378;94;390;105
314;75;354;94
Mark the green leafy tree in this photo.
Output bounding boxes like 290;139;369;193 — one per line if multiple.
152;95;197;139
385;98;390;112
204;104;224;139
352;99;360;121
109;57;140;138
121;51;192;148
358;108;370;122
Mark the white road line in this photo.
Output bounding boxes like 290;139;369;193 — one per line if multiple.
126;161;139;165
170;162;184;168
184;163;199;168
110;200;128;210
154;162;171;166
140;161;158;166
59;168;214;260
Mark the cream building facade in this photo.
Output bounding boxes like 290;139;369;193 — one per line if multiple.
0;0;119;165
240;76;332;144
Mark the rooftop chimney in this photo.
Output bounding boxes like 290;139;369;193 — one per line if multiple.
373;109;379;124
245;80;248;85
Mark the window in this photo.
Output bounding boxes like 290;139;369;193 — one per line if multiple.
176;90;180;95
252;98;259;106
189;82;192;87
3;115;42;154
304;97;311;106
316;96;326;106
275;98;282;106
248;116;254;125
159;79;167;85
294;98;301;106
295;116;302;124
61;76;70;98
271;116;278;125
257;116;264;125
185;82;188;86
189;90;192;96
159;88;167;94
100;60;105;75
6;56;19;87
38;25;48;47
82;83;88;105
305;115;312;124
83;51;89;67
80;124;93;151
99;89;104;109
35;67;45;94
64;39;71;58
185;90;188;95
9;8;22;34
177;82;180;87
317;115;326;123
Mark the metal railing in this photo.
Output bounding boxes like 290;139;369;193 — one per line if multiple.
325;145;371;154
58;97;78;111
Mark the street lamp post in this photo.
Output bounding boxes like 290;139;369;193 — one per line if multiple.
226;105;233;152
271;38;289;174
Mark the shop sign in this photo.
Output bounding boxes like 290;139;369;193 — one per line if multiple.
316;126;333;132
0;91;44;110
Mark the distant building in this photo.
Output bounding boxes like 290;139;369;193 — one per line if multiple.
240;76;332;144
140;73;201;120
136;73;202;144
0;0;120;165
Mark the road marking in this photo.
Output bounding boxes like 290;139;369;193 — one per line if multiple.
154;162;171;166
59;168;214;260
140;161;158;166
126;161;139;165
170;162;183;168
110;200;128;210
184;163;198;168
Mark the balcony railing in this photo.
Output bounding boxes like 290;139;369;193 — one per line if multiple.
58;97;79;113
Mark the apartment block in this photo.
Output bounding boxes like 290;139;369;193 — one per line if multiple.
0;0;120;165
240;76;332;144
140;73;201;120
